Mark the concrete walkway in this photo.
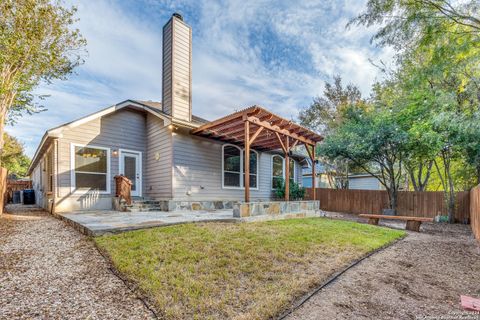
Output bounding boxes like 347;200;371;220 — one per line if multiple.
0;205;154;319
58;209;237;236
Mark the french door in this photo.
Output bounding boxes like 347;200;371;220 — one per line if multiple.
119;150;142;197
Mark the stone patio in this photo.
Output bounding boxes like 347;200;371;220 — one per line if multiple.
56;210;237;236
56;200;322;236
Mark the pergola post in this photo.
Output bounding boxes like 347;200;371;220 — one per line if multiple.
312;144;316;201
285;137;290;201
244;120;250;203
305;143;316;201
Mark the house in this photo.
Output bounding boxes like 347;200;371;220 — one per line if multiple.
302;160;383;190
28;13;323;213
348;174;383;190
302;160;330;188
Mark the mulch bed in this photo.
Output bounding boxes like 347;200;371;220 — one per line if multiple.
0;205;154;320
287;213;480;320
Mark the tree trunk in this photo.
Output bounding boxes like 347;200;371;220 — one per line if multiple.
477;165;480;186
389;184;398;215
446;163;456;223
0;112;5;167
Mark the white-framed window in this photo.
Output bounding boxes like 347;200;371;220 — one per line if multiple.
243;149;258;189
271;155;296;189
222;144;259;189
71;143;111;194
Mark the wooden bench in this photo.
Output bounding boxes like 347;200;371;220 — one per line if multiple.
358;214;434;232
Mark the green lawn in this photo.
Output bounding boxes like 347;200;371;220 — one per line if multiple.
95;218;405;319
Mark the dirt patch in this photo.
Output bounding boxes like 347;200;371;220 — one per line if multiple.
0;205;154;320
286;213;480;320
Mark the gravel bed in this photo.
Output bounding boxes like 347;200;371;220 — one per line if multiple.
287;212;480;320
0;205;154;319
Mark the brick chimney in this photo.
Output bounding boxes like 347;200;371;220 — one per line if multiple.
162;13;192;122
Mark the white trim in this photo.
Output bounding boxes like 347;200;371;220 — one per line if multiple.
51;100;171;135
221;144;259;190
271;154;296;190
70;143;111;195
119;149;143;197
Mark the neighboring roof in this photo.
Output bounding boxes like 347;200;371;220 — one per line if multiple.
349;173;377;179
192;105;323;152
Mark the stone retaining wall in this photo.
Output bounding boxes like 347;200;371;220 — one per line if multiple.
233;200;320;218
167;200;240;211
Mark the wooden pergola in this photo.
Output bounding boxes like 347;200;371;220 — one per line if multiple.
192;106;323;202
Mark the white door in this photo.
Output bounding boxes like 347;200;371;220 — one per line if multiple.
119;150;142;197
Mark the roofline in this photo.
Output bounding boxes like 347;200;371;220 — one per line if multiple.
27;100;172;175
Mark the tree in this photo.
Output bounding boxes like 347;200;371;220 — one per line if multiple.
299;75;364;135
299;76;365;189
350;0;480;51
1;132;30;177
0;0;86;161
319;106;408;212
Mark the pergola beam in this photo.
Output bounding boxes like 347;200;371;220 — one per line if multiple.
246;116;317;146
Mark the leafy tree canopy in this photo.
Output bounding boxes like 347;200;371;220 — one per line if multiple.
1;132;30;178
0;0;86;158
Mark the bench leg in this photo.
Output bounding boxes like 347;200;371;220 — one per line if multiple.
406;220;421;232
368;218;379;225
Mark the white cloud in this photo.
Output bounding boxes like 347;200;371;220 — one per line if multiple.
13;0;395;158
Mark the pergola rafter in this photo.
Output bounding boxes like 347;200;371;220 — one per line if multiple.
192;105;323;202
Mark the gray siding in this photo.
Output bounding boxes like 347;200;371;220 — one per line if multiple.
162;20;173;116
349;176;382;190
162;16;192;122
144;113;173;199
172;131;301;201
55;109;147;211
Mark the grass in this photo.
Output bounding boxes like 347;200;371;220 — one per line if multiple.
95;218;405;319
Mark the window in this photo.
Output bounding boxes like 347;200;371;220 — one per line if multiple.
243;150;258;188
272;155;284;189
72;144;110;193
222;145;259;189
272;155;296;189
289;158;296;180
223;145;241;188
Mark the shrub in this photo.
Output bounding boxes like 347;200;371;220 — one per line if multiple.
274;178;306;200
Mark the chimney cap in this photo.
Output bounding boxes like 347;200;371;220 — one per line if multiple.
172;12;183;21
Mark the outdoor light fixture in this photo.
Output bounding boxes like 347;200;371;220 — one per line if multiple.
168;124;174;130
112;149;119;157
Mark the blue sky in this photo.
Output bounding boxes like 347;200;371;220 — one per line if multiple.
8;0;394;157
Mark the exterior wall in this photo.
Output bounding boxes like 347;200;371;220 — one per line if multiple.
31;158;47;209
348;176;382;190
55;109;147;212
144;113;173;199
31;145;55;210
162;15;192;122
171;130;301;201
302;174;330;188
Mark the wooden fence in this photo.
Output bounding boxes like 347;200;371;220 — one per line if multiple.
0;168;7;214
470;186;480;240
305;188;470;223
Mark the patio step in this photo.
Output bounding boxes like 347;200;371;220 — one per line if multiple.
121;198;167;212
